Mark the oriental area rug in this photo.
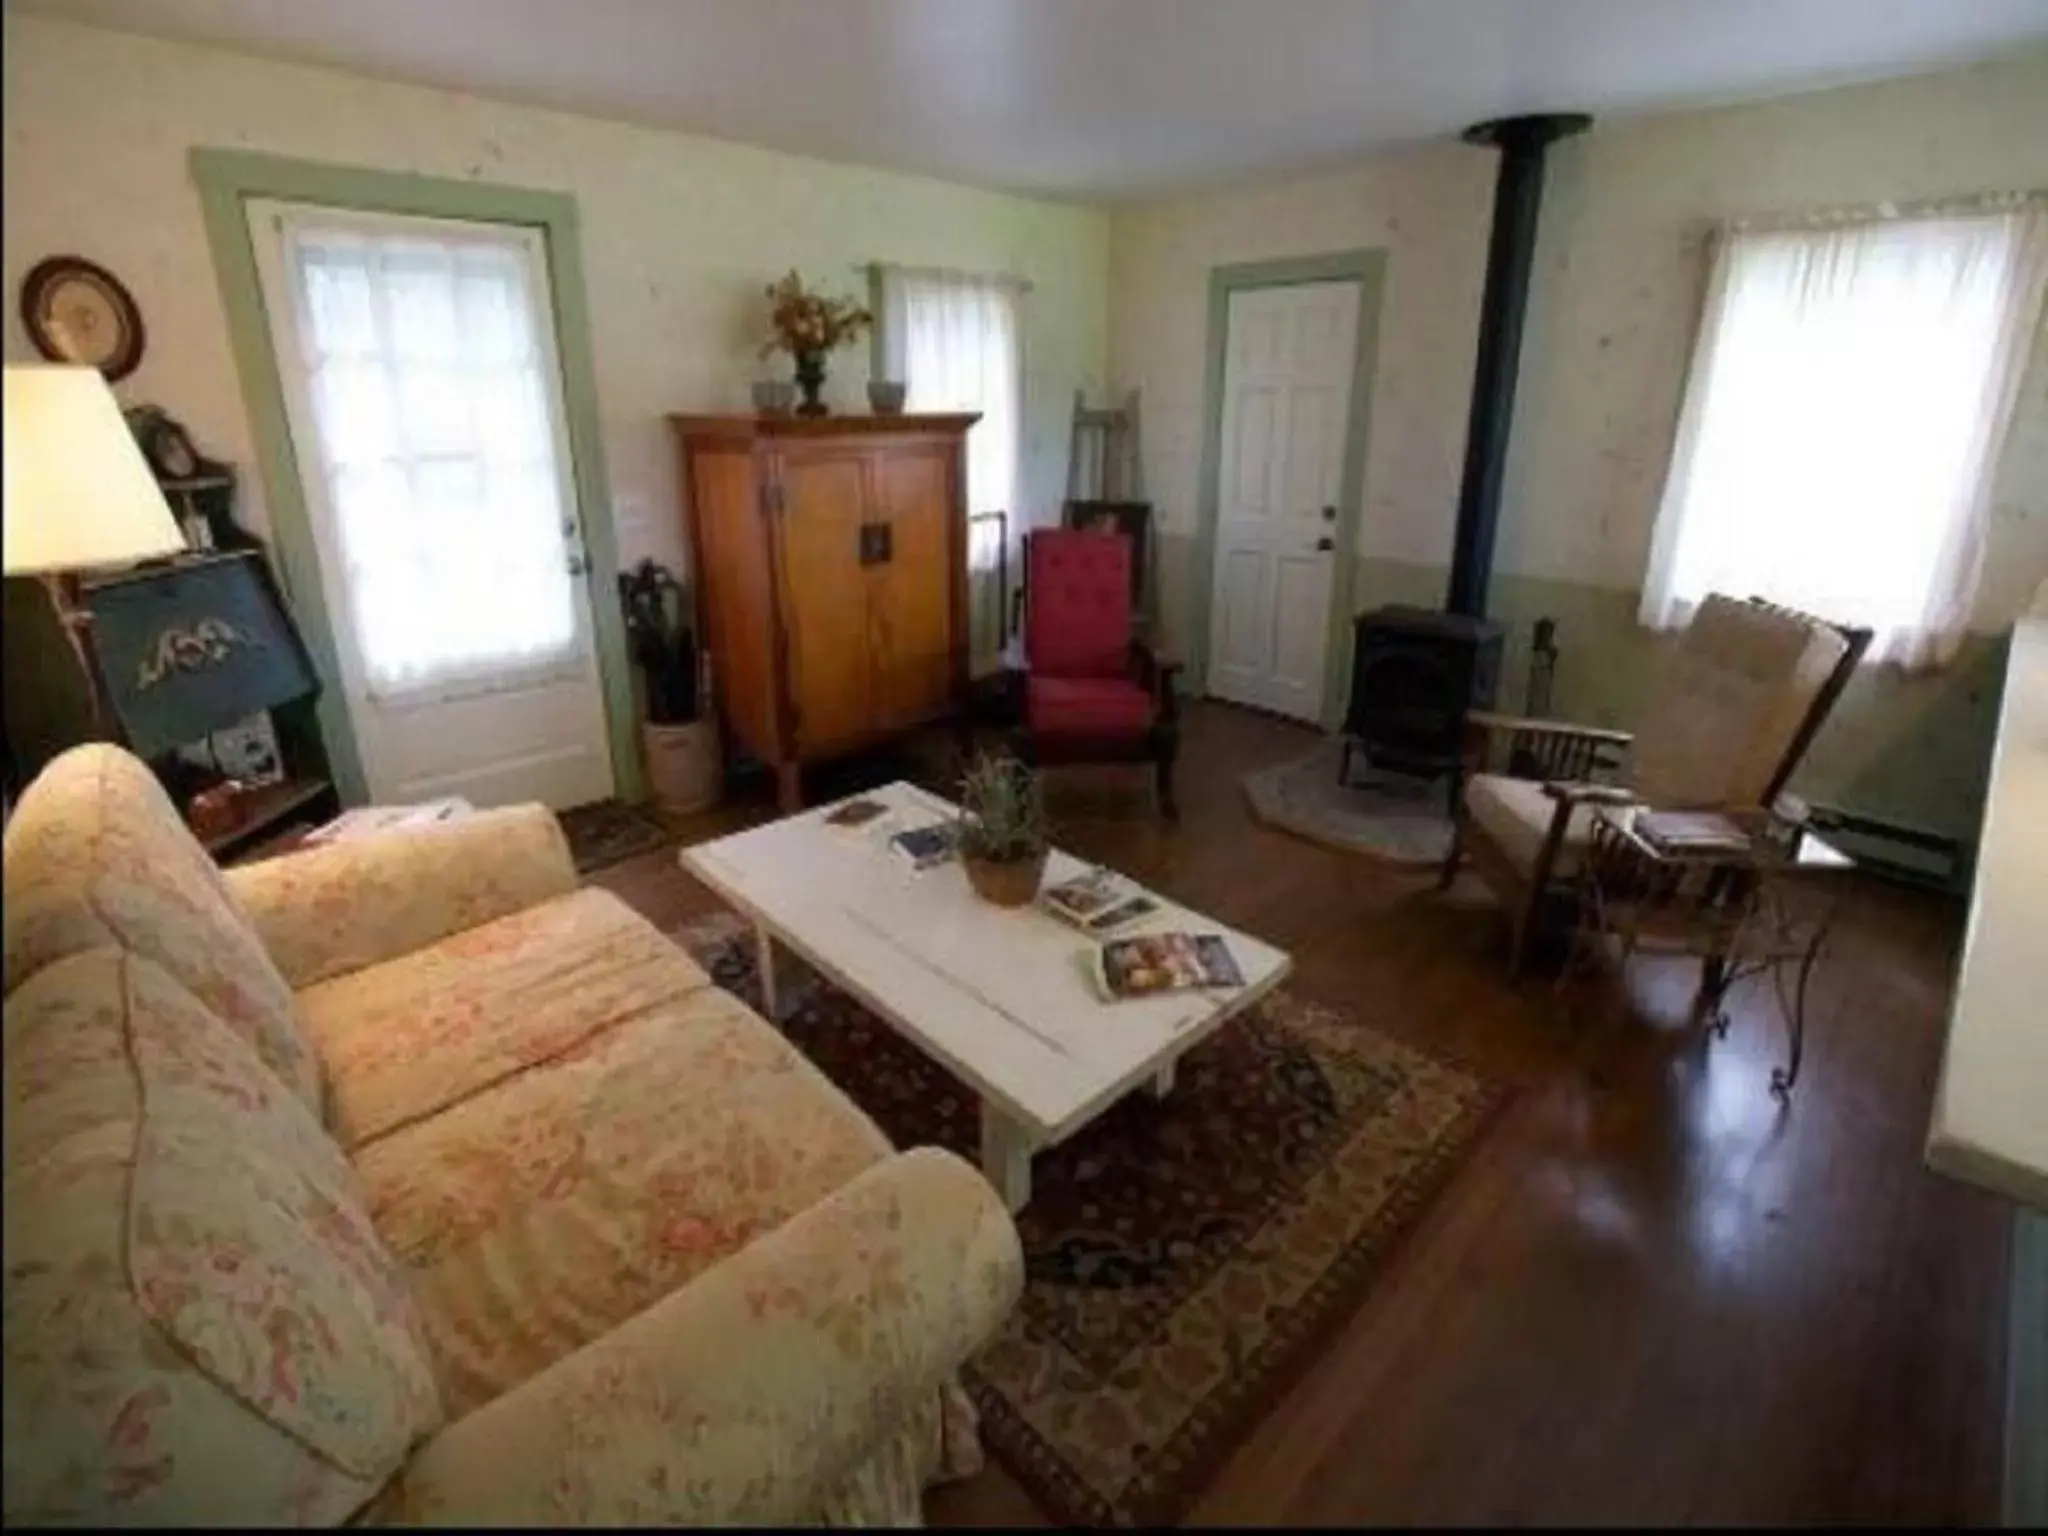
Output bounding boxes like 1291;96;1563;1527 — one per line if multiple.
556;800;683;874
675;909;1507;1526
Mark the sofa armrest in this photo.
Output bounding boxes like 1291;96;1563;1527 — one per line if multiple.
369;1147;1022;1527
224;805;578;987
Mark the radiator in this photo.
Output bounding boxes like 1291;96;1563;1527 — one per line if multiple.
1804;802;1972;893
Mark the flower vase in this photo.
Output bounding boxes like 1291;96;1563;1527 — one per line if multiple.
793;350;828;417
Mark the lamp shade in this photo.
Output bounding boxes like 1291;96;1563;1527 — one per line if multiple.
3;365;186;575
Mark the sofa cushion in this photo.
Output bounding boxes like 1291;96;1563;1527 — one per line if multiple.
1026;673;1155;738
297;888;709;1151
353;987;893;1416
1465;773;1598;880
1;744;320;1113
2;949;440;1526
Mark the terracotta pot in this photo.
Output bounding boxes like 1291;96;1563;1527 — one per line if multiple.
963;848;1048;908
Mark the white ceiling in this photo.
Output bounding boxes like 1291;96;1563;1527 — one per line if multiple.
19;0;2048;199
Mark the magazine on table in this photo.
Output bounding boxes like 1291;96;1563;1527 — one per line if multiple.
888;820;960;872
1092;931;1246;1002
822;796;890;831
1040;869;1164;938
1635;810;1752;857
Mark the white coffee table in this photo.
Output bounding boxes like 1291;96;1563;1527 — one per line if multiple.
681;781;1292;1211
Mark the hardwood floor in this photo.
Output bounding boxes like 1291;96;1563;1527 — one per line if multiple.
593;700;2011;1526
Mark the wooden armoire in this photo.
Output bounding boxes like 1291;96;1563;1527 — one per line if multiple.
670;413;979;810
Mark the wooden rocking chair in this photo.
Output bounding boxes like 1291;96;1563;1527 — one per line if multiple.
1438;594;1871;974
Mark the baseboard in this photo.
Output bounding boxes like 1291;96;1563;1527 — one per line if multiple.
1804;802;1972;895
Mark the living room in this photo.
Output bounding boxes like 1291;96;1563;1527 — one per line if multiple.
3;1;2044;1527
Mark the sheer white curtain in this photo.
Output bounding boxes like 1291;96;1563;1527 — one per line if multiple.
1641;205;2048;669
285;217;580;699
877;265;1023;572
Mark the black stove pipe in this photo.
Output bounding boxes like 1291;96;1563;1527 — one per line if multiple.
1445;112;1590;618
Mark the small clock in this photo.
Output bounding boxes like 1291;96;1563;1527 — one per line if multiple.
125;405;201;481
20;255;147;382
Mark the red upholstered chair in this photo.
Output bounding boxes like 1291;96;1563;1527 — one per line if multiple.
1012;528;1180;816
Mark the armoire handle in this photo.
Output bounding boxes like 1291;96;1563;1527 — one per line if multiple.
859;520;893;566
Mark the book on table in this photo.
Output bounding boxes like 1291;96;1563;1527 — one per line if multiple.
888;821;959;871
1635;810;1753;857
1092;931;1246;1002
1040;869;1163;937
823;797;889;830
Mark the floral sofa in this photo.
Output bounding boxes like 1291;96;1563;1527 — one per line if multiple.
1;745;1021;1525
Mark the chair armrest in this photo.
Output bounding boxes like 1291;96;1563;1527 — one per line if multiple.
1467;711;1632;782
370;1147;1022;1527
1466;710;1635;748
1541;782;1641;807
224;804;577;987
1129;642;1183;720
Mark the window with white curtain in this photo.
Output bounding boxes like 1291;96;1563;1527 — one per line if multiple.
273;210;584;699
876;265;1023;539
1641;203;2048;669
877;265;1024;670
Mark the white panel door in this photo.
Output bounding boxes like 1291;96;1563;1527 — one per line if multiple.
250;200;615;810
1206;280;1359;721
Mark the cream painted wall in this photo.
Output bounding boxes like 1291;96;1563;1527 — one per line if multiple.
8;11;2045;839
1113;52;2048;841
1;12;1109;578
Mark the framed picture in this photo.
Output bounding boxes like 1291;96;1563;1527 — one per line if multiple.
175;710;284;786
20;255;147;381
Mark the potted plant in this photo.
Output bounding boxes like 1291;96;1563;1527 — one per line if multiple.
956;751;1049;907
760;270;873;417
618;559;720;813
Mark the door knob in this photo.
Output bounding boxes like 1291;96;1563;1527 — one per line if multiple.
1322;505;1337;522
1315;536;1335;552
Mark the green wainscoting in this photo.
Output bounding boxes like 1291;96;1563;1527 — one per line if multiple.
1350;559;2007;848
1152;536;2006;847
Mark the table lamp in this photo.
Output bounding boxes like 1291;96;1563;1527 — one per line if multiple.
4;364;187;733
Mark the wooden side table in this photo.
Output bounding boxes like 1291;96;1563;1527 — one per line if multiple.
1565;805;1857;1097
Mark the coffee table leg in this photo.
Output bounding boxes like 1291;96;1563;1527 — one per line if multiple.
1149;1059;1177;1099
980;1105;1033;1213
754;923;779;1022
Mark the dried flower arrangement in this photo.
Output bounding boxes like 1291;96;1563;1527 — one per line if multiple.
759;270;873;362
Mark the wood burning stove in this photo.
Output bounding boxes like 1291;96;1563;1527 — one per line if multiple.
1338;111;1586;808
1340;606;1502;813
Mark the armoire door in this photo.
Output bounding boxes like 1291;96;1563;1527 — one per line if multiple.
776;450;872;756
866;446;957;733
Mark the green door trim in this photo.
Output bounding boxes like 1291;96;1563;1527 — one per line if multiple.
189;147;643;805
1188;248;1387;726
